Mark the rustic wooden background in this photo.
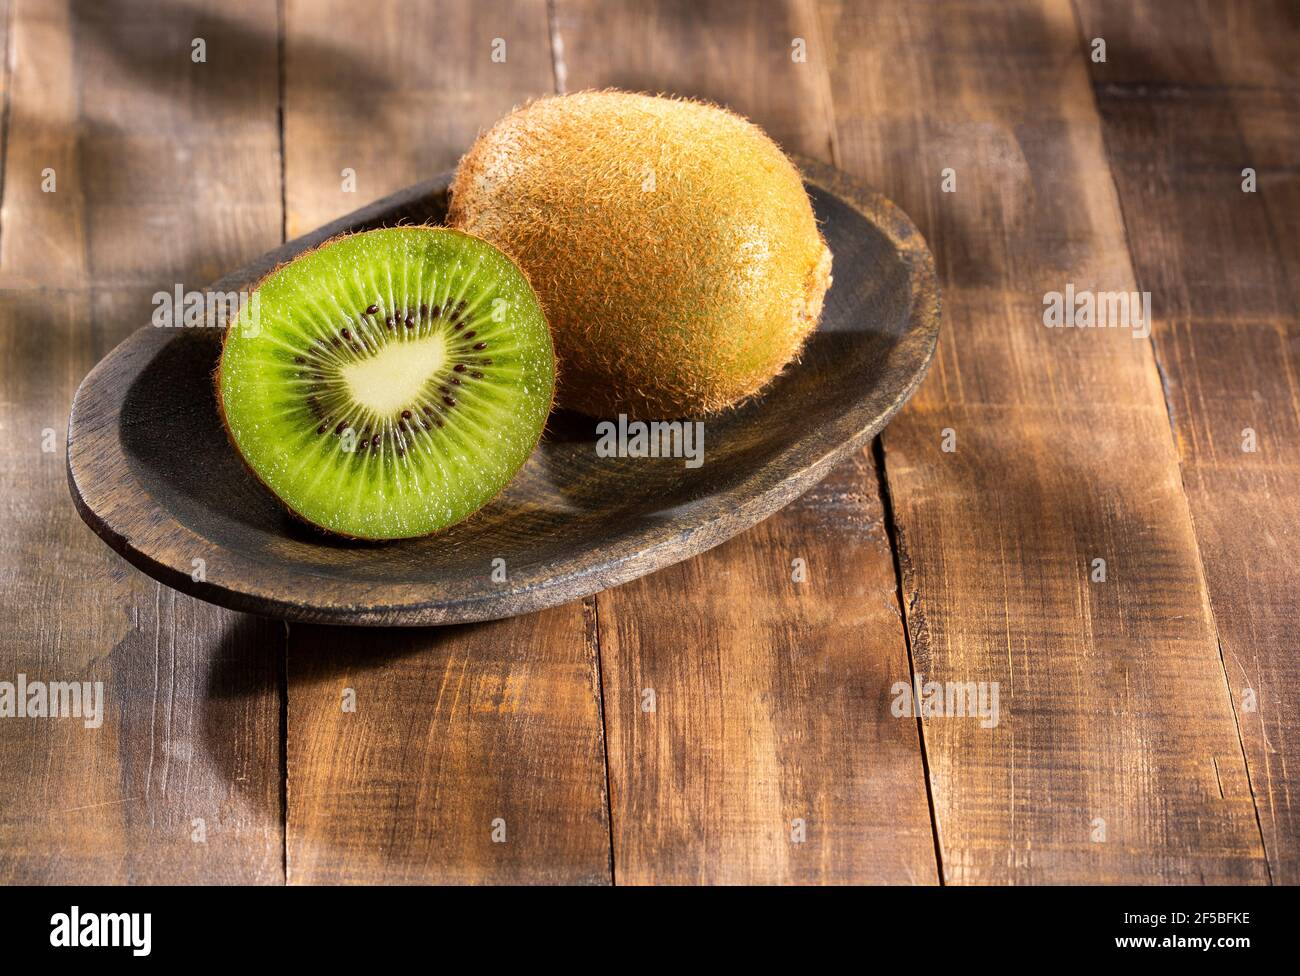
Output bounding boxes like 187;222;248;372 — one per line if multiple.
0;0;1295;885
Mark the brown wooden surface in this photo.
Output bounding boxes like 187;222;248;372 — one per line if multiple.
0;0;283;883
1079;0;1300;885
819;0;1268;883
2;0;1298;885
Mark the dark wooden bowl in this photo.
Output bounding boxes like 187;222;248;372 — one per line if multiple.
66;159;940;625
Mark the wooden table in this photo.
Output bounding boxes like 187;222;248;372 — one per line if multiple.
0;0;1295;885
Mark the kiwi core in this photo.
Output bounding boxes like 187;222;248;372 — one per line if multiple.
342;334;448;415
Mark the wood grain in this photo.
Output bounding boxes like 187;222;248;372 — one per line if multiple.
817;0;1270;882
283;0;554;239
280;0;611;883
1079;0;1300;884
0;0;283;882
286;613;609;884
554;0;939;884
0;0;10;235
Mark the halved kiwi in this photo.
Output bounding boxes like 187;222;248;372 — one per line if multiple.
217;227;555;540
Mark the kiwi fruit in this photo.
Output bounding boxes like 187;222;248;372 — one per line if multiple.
216;227;555;540
448;90;832;419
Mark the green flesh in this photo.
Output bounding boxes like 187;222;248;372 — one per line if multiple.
218;228;555;540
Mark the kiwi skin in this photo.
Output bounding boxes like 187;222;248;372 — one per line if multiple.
448;90;832;420
215;226;556;542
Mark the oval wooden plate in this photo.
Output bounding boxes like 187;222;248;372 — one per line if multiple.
67;159;939;626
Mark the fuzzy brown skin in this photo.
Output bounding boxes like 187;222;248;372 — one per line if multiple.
214;225;557;542
448;90;833;420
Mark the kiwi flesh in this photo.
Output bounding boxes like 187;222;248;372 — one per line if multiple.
448;90;832;419
217;227;555;540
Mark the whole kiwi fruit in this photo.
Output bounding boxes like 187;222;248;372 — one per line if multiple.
448;90;832;419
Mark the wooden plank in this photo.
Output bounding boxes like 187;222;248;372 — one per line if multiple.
0;0;82;284
286;614;609;884
816;0;1269;882
0;0;283;882
283;0;555;239
548;0;839;159
554;0;938;884
281;0;610;884
1080;0;1300;884
0;0;11;240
